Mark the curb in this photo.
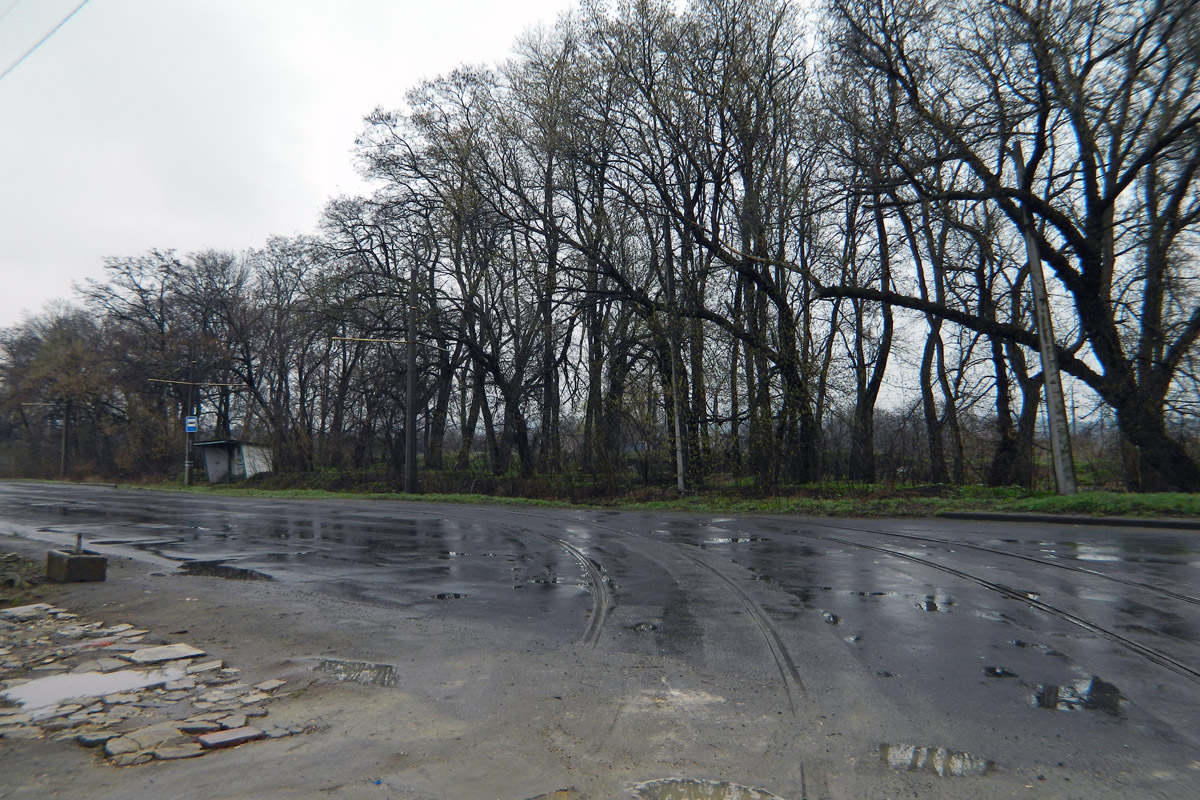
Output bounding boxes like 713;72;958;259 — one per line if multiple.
938;511;1200;531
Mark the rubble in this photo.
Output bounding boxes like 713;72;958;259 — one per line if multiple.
0;589;304;766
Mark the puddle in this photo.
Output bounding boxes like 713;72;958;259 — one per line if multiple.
916;595;953;612
633;778;784;799
1011;640;1067;659
1073;545;1123;562
178;560;272;580
983;667;1018;678
2;665;187;718
314;659;397;687
1034;676;1123;714
881;744;994;777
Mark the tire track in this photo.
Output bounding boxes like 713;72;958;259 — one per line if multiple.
497;508;807;714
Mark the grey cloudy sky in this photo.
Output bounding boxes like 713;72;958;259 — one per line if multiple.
0;0;577;328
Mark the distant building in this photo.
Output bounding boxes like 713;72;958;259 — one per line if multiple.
193;440;273;483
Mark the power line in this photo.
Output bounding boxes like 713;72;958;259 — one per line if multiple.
0;1;25;26
0;0;89;83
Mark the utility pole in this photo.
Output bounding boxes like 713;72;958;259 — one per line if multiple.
1012;144;1077;495
60;402;69;478
184;357;196;487
330;330;448;494
663;221;686;493
405;261;419;494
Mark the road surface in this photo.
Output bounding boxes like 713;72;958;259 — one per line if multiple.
1;481;1198;799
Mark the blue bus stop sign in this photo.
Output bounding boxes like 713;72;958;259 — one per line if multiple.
185;416;198;433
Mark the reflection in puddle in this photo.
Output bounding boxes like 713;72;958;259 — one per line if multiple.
315;659;398;687
1034;676;1123;713
1010;640;1068;659
881;744;994;777
983;666;1018;678
633;778;784;799
2;665;187;717
699;537;766;548
916;594;954;612
1073;545;1122;562
178;560;273;580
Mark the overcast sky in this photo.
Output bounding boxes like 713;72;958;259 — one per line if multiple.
0;0;577;329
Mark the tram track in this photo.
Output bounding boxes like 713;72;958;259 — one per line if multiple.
797;530;1200;684
493;508;808;714
803;519;1200;607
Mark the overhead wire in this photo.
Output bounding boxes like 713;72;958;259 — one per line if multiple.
0;0;25;26
0;0;89;83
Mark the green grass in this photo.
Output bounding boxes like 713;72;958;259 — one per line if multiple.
107;479;1200;519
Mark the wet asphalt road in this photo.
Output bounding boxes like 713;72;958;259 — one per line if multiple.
2;480;1199;798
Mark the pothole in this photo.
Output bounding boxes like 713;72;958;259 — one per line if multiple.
881;744;994;777
1034;676;1123;713
633;778;785;799
178;561;272;580
983;666;1018;678
314;659;398;687
916;595;953;612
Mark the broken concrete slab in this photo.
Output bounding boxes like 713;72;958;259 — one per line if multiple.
185;659;222;674
154;743;203;760
104;735;141;757
0;604;53;622
76;731;119;747
124;722;191;751
110;752;152;767
254;679;286;692
216;713;246;729
196;725;264;749
123;644;205;664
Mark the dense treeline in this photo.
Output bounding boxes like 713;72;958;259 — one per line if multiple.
2;0;1198;493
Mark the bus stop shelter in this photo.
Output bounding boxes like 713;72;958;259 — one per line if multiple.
193;440;273;483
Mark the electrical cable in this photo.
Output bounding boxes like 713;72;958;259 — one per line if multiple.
0;0;25;26
0;0;89;83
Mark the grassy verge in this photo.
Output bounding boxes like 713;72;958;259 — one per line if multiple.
107;478;1200;519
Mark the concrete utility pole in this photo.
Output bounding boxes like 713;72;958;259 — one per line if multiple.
405;262;419;495
1012;144;1077;495
663;221;686;494
184;359;196;487
60;403;69;478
